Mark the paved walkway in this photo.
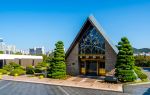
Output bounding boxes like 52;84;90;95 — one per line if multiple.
1;75;122;92
124;83;150;95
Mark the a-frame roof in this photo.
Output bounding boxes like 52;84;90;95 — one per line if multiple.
66;15;118;58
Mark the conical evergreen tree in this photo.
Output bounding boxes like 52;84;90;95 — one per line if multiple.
51;41;66;79
115;37;137;82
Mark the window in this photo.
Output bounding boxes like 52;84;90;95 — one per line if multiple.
79;25;105;54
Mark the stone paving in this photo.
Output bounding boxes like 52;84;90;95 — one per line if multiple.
1;75;123;92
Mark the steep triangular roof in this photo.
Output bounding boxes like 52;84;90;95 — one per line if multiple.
66;15;118;58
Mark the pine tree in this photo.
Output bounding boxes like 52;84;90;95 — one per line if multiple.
51;41;66;79
115;37;137;82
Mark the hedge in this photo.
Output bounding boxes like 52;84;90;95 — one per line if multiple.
117;70;137;82
0;69;8;74
134;66;148;80
10;69;26;76
26;65;35;74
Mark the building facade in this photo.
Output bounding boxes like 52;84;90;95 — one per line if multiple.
29;47;45;55
0;54;43;68
36;47;45;55
29;48;36;55
66;15;118;76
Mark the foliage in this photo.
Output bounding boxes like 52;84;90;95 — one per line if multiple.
51;41;66;79
3;64;13;72
3;62;25;76
42;54;49;62
134;66;148;80
26;65;35;74
0;51;4;54
15;73;18;77
135;55;150;67
39;75;44;79
15;52;22;55
115;37;137;82
134;66;141;71
3;62;24;72
35;62;49;72
35;62;49;77
116;70;137;82
46;53;55;78
0;69;8;74
34;68;42;73
10;69;26;76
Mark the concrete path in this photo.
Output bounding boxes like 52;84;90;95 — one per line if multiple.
1;75;123;92
124;83;150;95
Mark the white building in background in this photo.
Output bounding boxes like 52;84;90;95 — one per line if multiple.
0;54;43;68
29;46;45;55
134;52;150;56
36;47;45;55
0;38;16;54
0;38;5;51
16;49;29;55
29;48;36;55
5;45;16;54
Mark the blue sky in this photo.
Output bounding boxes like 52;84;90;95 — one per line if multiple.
0;0;150;51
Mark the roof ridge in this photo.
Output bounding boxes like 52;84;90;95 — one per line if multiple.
66;15;118;58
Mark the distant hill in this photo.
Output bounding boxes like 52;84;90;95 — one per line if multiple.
133;48;150;53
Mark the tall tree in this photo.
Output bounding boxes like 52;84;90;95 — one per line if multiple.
115;37;137;82
51;41;66;79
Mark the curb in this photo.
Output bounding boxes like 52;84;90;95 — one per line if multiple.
126;82;150;86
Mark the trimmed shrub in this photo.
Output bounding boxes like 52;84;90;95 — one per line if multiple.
0;69;8;74
34;68;42;73
117;70;137;82
34;62;48;75
51;41;66;79
10;69;26;76
134;66;148;80
3;62;25;72
26;65;35;74
3;64;13;72
39;75;44;79
115;37;136;82
2;62;26;76
51;72;66;79
14;73;18;77
134;66;141;71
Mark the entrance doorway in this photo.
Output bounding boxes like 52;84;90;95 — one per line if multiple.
80;60;106;76
86;61;97;76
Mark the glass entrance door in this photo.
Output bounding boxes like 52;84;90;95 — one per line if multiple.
86;61;97;76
